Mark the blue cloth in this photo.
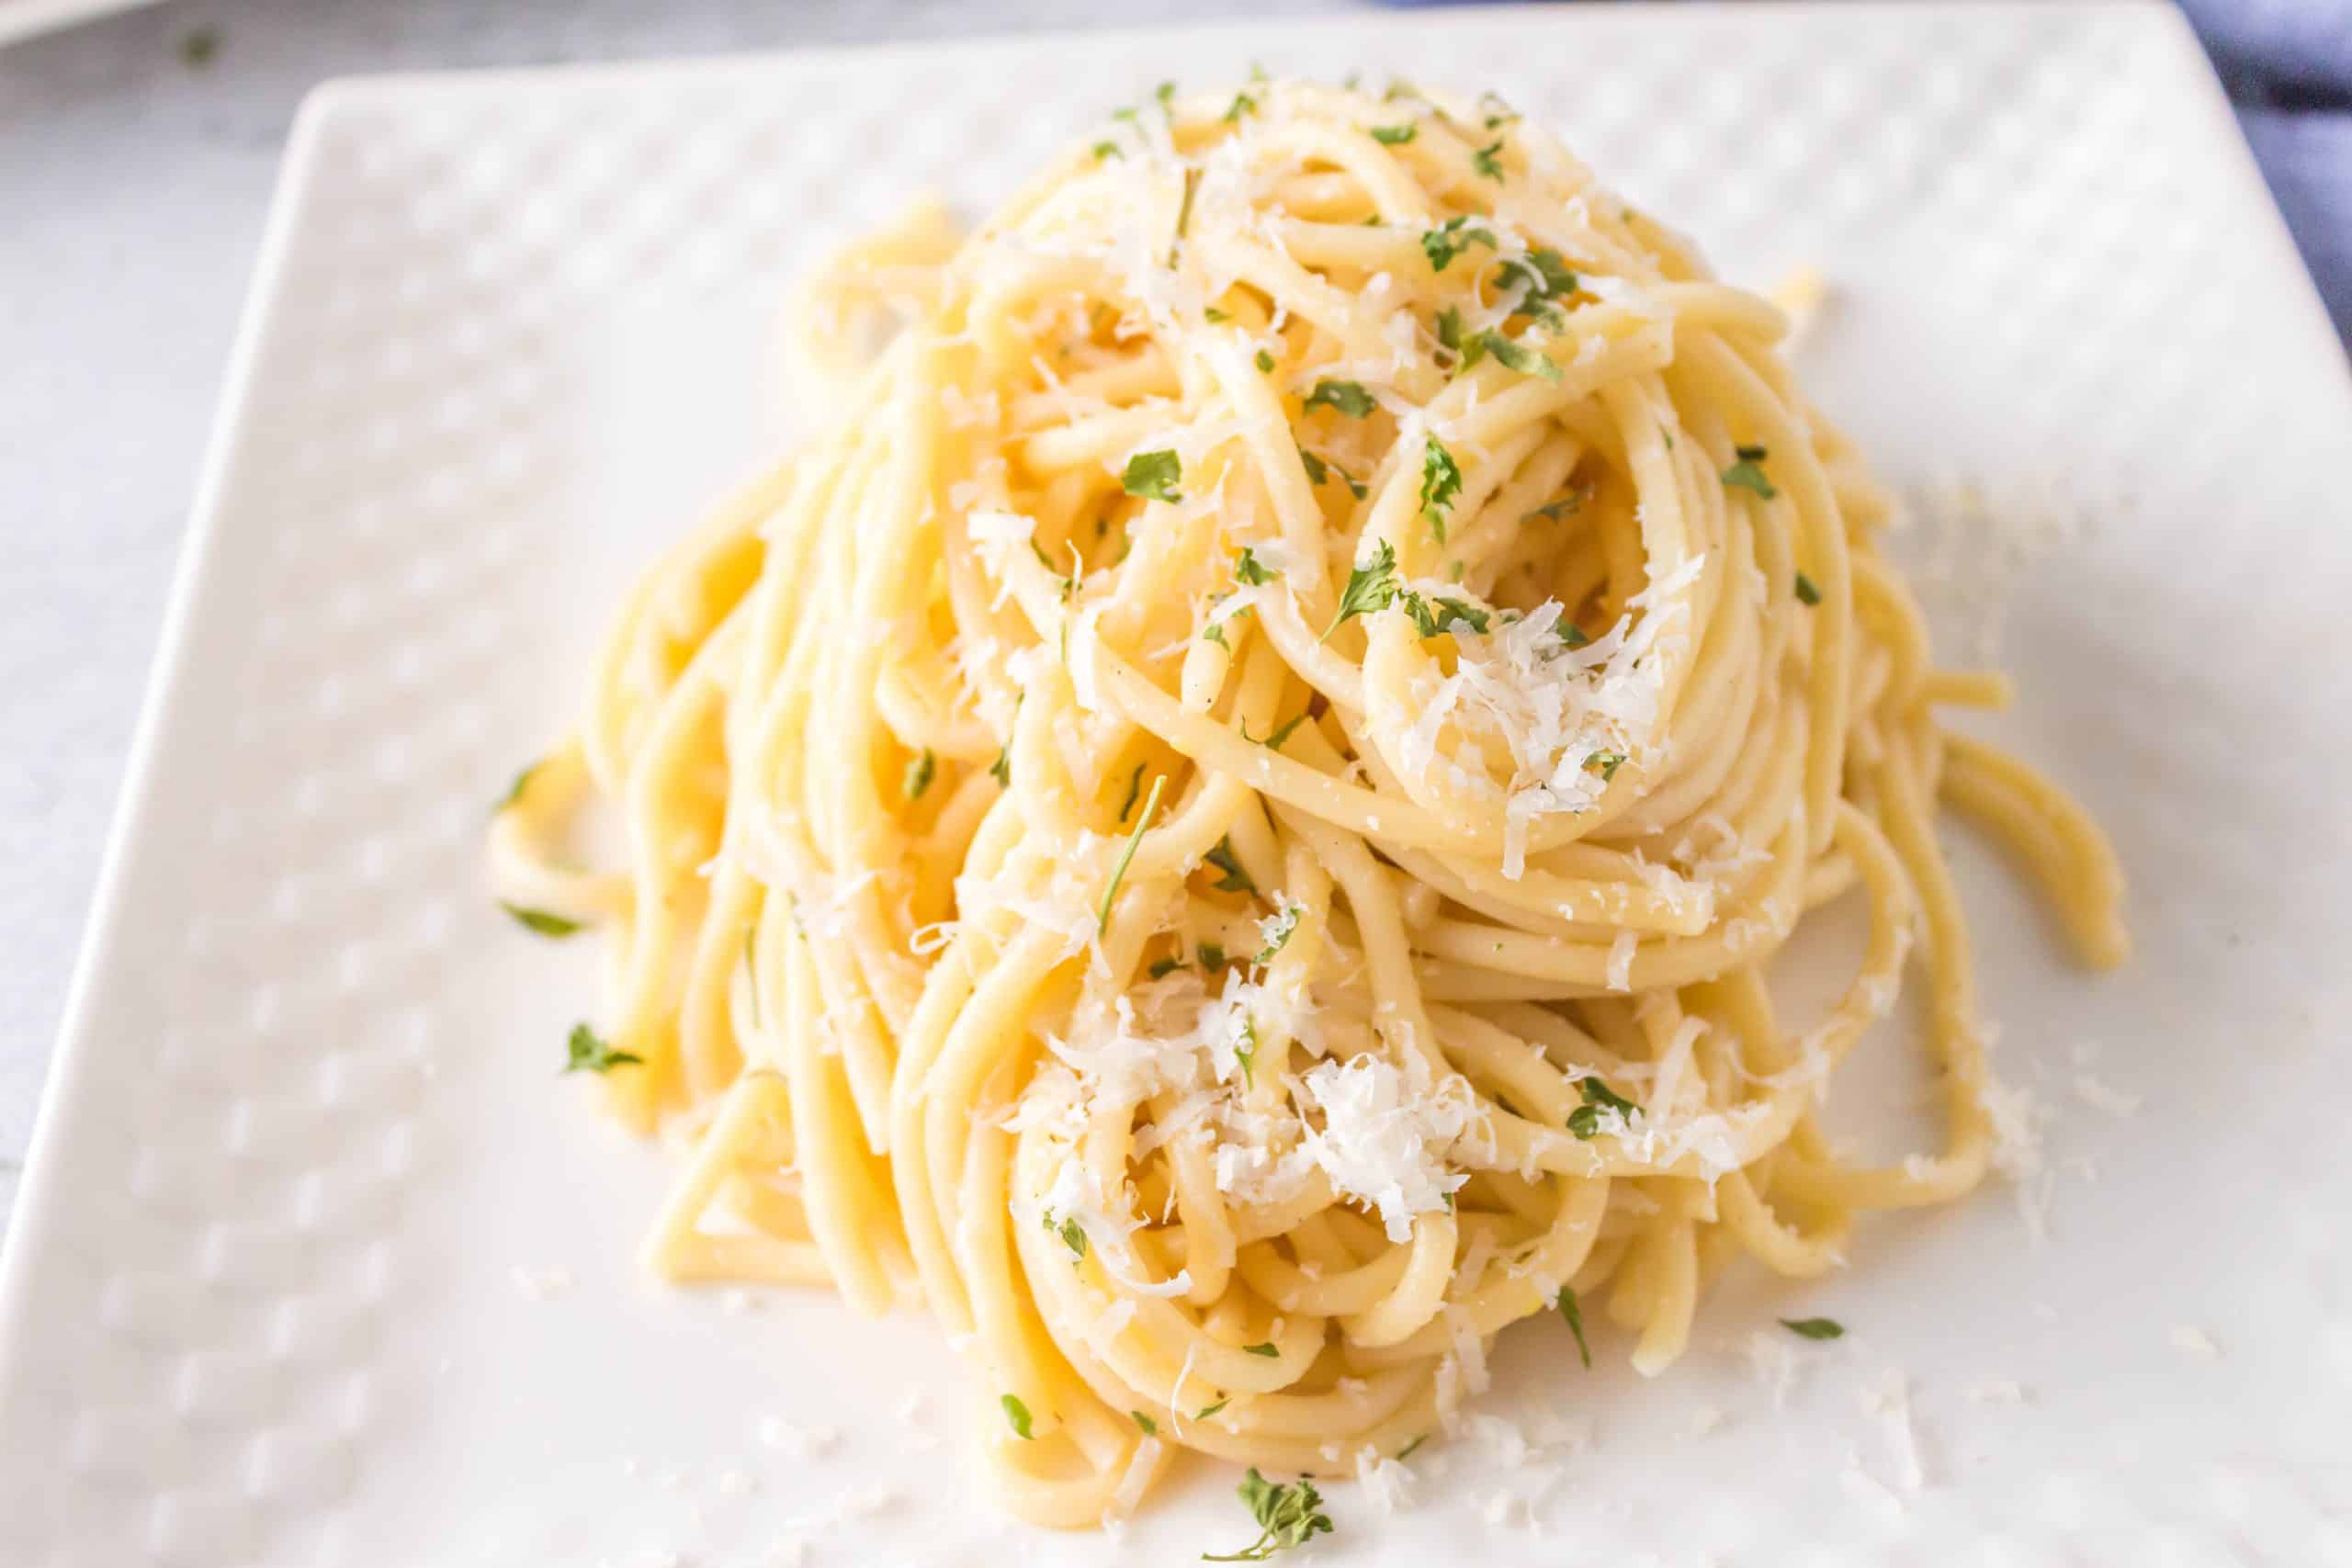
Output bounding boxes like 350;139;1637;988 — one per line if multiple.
2177;0;2352;347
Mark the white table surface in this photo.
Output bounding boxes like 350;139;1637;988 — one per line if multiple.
0;0;1353;1233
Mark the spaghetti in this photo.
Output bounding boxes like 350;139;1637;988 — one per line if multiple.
489;77;2126;1529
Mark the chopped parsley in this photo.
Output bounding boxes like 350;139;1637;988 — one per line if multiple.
1235;1021;1258;1086
495;759;543;815
1296;444;1329;487
1045;1212;1087;1257
1566;1075;1641;1138
1419;436;1463;541
1498;247;1578;306
1098;776;1167;930
1204;836;1259;896
1148;954;1187;980
1472;140;1506;180
1092;141;1124;162
989;744;1011;786
1169;167;1201;265
1524;491;1584;524
1419;215;1497;273
1434;305;1464;354
1584;750;1625;782
1721;444;1777;500
1001;1393;1035;1439
1197;1398;1231;1420
1204;1469;1334;1562
1322;539;1401;639
902;747;936;801
1478;90;1519;129
1780;1316;1846;1340
1242;1341;1280;1358
1118;761;1147;822
1557;1289;1593;1368
1302;379;1376;418
1460;329;1561;383
1123;448;1183;502
1132;1410;1159;1437
1255;348;1276;373
1156;80;1176;107
502;902;582;938
1794;570;1822;606
1401;592;1490;638
1235;547;1277;585
1240;710;1307;750
1198;942;1229;971
1369;123;1418;146
1205;305;1232;323
562;1023;639;1076
1558;621;1589;649
1254;904;1302;964
1224;90;1259;122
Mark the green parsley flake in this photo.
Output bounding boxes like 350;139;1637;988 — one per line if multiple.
1473;331;1561;382
1255;348;1276;373
502;902;582;938
1401;592;1490;638
1169;167;1201;266
1322;539;1401;639
1584;750;1625;782
1205;305;1232;323
1001;1393;1035;1439
1478;90;1519;129
1131;1410;1159;1437
1098;776;1167;931
903;747;936;801
1781;1316;1846;1340
1369;123;1418;146
1794;570;1822;606
1295;445;1329;487
1224;90;1258;123
1302;379;1376;418
1198;942;1229;971
1123;448;1183;502
1234;1021;1258;1086
1204;836;1259;896
1419;437;1463;541
1434;305;1464;354
1566;1075;1641;1138
1148;953;1186;979
495;759;544;815
1197;1398;1230;1420
1472;140;1506;180
1204;1468;1335;1562
1092;141;1124;162
1254;904;1302;964
562;1023;640;1076
989;744;1011;786
1242;1341;1280;1358
1235;547;1277;585
1722;444;1777;500
1420;215;1498;273
1557;1289;1593;1368
1240;710;1306;750
1119;761;1146;822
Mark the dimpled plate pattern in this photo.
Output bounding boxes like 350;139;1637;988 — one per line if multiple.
4;5;2350;1564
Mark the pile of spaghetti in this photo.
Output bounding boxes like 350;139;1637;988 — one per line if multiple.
490;78;2126;1529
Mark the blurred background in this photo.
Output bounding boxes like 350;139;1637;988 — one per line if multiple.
0;0;2345;1224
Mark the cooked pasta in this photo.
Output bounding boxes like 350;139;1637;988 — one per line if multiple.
489;76;2126;1530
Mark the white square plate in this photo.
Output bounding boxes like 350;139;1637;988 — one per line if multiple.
6;5;2349;1563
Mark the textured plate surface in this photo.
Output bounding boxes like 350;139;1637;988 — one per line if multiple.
5;5;2351;1564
